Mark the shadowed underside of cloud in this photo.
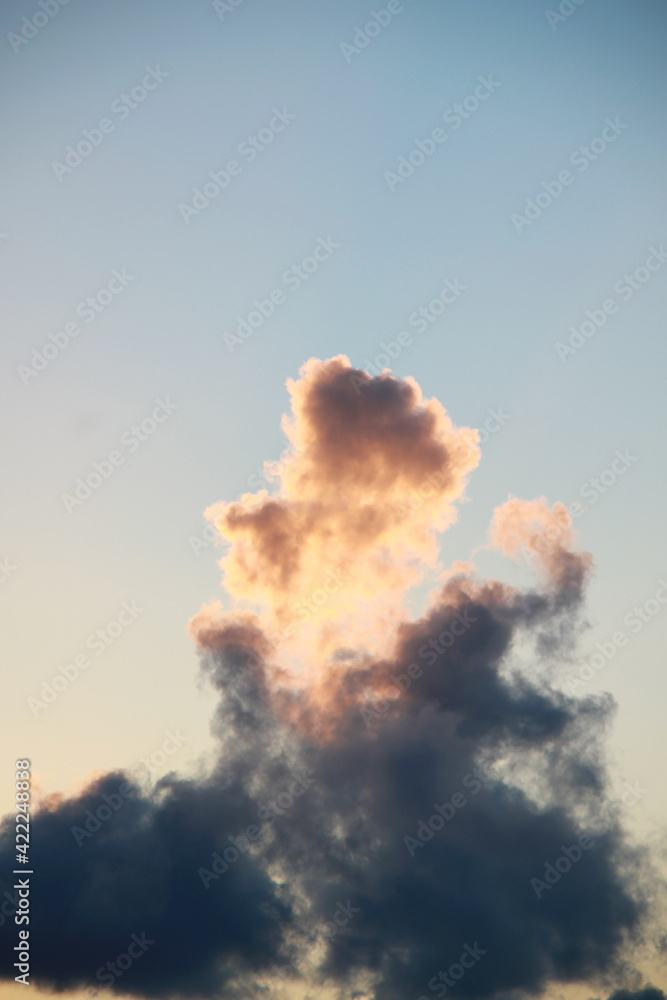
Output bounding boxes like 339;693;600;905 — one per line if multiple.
0;357;659;1000
603;989;665;1000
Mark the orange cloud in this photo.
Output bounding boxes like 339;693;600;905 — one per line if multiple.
199;356;479;667
490;495;593;594
190;359;592;734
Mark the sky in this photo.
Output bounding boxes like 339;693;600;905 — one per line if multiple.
0;1;666;999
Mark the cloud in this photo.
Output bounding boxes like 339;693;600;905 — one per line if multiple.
490;495;593;596
602;990;666;1000
202;355;480;660
0;357;658;1000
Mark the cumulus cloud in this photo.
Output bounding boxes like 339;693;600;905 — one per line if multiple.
601;989;665;1000
202;355;480;662
0;357;658;1000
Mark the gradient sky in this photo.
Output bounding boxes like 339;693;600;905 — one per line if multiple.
1;1;666;998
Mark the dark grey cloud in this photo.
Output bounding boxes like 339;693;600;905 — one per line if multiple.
0;577;652;999
1;361;659;1000
603;989;665;1000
